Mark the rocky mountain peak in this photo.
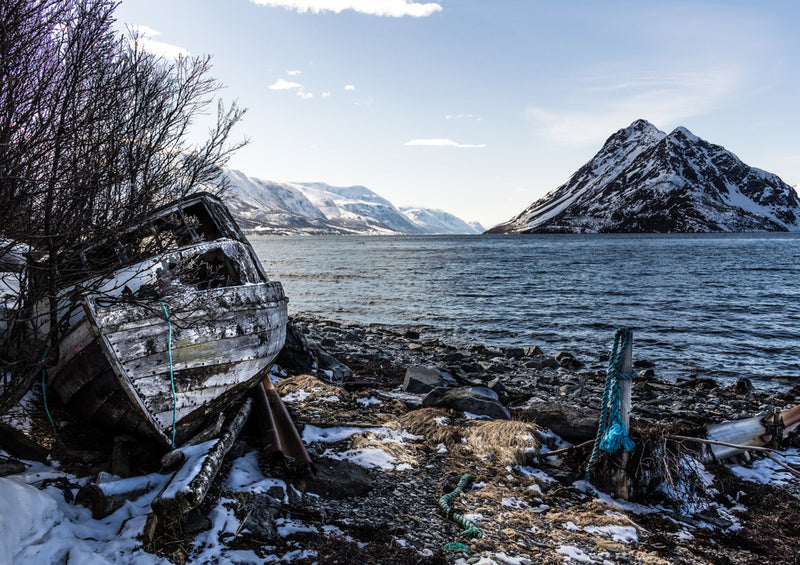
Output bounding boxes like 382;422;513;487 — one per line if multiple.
487;121;800;233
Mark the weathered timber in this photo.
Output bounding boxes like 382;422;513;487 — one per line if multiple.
151;397;252;520
705;402;800;461
76;473;169;519
614;338;633;500
0;421;49;462
0;456;26;476
158;412;225;470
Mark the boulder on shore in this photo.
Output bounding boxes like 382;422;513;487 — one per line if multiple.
402;366;457;394
521;401;599;443
422;386;511;419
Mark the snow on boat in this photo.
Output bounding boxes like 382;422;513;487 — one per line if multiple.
43;193;288;448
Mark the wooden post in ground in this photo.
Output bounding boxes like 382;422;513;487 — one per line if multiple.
614;337;633;500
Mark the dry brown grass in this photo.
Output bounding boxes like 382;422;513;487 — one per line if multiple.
397;409;541;467
398;408;462;446
275;374;347;400
462;420;541;467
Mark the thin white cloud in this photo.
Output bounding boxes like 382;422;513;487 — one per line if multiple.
322;91;331;98
286;70;302;76
268;78;313;99
127;25;190;59
445;113;483;121
526;4;777;147
249;0;442;17
344;84;356;91
269;78;303;91
404;138;486;148
526;67;746;146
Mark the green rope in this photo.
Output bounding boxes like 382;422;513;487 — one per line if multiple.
41;347;57;440
442;542;470;554
584;328;636;481
160;301;177;450
438;473;484;539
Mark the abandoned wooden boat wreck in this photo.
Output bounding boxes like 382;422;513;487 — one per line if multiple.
42;193;288;448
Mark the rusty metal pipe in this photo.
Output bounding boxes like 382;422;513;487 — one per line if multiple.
252;378;314;476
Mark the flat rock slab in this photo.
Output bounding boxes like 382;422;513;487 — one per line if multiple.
521;401;599;443
304;457;374;499
422;386;511;420
402;366;457;394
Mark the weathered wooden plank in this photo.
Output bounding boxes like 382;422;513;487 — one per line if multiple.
66;367;123;420
90;282;286;335
49;339;108;402
93;294;287;366
0;422;49;462
152;398;252;521
143;360;273;429
121;329;284;379
105;310;277;361
83;302;167;445
95;299;284;341
49;320;96;377
614;338;633;500
76;473;170;519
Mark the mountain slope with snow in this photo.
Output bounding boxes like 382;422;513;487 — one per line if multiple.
222;169;479;235
399;206;484;234
487;119;800;233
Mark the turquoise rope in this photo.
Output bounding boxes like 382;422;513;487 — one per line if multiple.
442;542;470;554
41;347;57;440
438;474;484;539
584;328;636;481
160;301;177;450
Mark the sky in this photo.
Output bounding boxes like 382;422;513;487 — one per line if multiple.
114;0;800;228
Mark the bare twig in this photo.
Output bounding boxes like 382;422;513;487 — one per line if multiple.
541;439;594;459
667;434;775;453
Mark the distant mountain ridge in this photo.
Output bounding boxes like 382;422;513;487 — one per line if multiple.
222;168;482;235
488;119;800;233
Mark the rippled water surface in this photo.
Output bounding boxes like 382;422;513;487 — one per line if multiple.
251;233;800;389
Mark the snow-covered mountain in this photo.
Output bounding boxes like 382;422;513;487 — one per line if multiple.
222;169;477;235
487;119;800;233
399;206;484;234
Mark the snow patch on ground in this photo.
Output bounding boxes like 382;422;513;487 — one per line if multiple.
583;524;638;544
0;466;168;564
301;425;385;443
322;447;401;470
356;396;382;406
224;451;288;498
556;544;594;562
729;448;800;486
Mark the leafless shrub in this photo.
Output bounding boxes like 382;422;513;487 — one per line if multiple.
0;0;246;413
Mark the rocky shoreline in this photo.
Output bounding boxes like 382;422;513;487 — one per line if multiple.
257;314;800;565
3;313;800;564
287;313;799;435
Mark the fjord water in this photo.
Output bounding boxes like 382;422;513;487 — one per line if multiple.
251;233;800;390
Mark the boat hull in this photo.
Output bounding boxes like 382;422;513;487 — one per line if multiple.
48;281;288;447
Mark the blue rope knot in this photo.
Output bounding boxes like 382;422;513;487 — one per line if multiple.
584;328;636;480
